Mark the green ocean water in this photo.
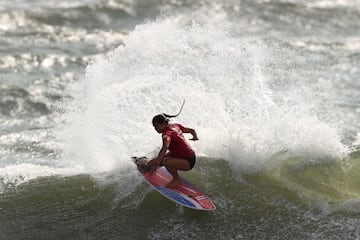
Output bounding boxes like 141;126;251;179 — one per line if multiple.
2;154;360;239
1;0;360;239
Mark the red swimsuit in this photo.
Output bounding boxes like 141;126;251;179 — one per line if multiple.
162;123;195;159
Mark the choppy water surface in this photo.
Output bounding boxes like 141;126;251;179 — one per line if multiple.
1;0;360;239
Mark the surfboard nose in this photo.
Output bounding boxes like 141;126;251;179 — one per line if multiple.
133;157;151;173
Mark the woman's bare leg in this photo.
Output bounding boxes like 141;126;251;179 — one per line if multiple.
163;157;190;188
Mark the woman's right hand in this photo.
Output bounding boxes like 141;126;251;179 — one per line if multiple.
147;159;158;167
147;159;159;175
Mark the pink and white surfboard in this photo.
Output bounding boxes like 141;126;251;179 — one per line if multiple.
134;157;216;211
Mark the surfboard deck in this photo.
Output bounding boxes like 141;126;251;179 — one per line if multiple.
133;157;216;211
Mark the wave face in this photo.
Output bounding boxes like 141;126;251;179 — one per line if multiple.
1;0;360;239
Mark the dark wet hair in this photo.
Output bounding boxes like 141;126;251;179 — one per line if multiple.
152;114;169;125
152;100;186;125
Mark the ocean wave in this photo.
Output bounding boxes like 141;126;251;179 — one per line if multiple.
0;163;79;192
0;85;49;117
0;1;359;238
58;15;349;176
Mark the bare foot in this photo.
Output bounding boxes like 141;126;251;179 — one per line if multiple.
166;178;181;188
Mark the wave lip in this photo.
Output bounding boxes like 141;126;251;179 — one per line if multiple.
0;163;82;192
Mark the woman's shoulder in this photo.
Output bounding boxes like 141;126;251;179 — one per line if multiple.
163;123;184;134
169;123;184;129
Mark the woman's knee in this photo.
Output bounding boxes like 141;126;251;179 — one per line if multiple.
162;157;171;166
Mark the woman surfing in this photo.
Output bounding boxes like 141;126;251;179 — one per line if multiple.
147;101;199;188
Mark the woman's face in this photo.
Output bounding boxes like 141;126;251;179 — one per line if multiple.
153;122;167;133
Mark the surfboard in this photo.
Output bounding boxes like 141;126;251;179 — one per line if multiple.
133;157;216;211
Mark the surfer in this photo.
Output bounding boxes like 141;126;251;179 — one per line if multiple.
147;114;198;188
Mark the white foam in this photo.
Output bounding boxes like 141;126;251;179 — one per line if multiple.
305;0;359;9
58;14;348;176
0;163;81;190
353;132;360;146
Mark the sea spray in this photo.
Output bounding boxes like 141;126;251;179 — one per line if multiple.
60;15;348;177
